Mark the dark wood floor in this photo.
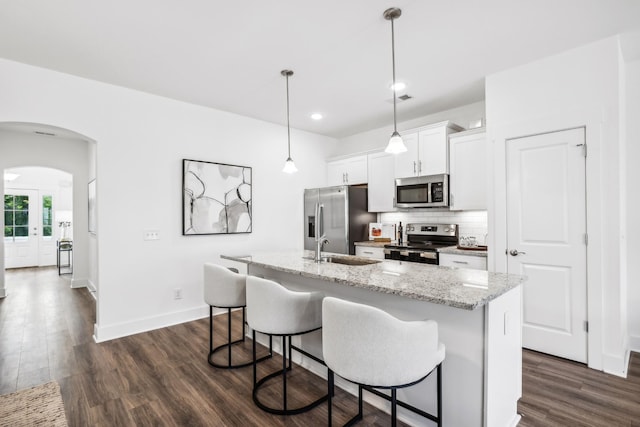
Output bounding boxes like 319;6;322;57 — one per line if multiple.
1;267;639;426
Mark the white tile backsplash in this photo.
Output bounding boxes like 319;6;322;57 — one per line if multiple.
379;210;488;245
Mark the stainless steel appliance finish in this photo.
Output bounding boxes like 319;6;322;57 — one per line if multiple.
304;186;376;255
395;173;449;208
384;223;458;264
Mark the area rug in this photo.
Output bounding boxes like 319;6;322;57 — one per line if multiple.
0;381;68;427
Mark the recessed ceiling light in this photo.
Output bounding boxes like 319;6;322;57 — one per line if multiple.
390;82;406;92
311;113;323;120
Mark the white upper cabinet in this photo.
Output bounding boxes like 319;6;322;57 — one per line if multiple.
327;155;368;186
394;121;463;178
393;132;419;178
367;151;396;212
449;128;487;211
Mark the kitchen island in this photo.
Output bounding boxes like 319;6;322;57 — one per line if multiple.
221;251;525;427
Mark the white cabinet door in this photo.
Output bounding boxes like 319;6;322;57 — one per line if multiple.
393;121;462;178
367;151;396;212
355;246;385;260
439;253;487;270
327;155;368;186
344;155;367;184
449;130;487;210
418;126;449;175
327;161;346;186
393;132;419;178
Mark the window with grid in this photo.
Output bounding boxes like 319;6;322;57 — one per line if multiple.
4;194;29;241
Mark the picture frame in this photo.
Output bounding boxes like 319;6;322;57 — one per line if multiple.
88;179;96;234
182;159;252;235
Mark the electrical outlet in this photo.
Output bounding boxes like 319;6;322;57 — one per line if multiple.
144;230;160;241
174;288;182;300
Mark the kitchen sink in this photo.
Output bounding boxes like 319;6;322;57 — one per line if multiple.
322;256;381;266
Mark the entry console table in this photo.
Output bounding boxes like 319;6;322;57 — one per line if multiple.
221;251;525;427
57;240;73;275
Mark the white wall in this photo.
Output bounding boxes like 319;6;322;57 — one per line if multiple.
0;58;336;341
624;53;640;352
486;35;629;375
332;101;485;157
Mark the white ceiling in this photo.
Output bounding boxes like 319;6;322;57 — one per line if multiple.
1;0;639;138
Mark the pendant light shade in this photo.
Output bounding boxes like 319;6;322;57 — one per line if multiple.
283;157;298;173
383;7;407;154
281;69;298;174
386;131;406;154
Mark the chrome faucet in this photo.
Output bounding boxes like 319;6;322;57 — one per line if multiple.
314;203;329;262
315;237;330;262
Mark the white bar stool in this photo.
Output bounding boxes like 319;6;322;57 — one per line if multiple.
246;275;328;415
203;263;272;369
322;297;445;426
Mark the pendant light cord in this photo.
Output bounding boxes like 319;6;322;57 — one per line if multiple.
391;16;398;134
285;73;292;158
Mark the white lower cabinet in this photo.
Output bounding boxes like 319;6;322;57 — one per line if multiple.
355;246;385;260
439;253;487;270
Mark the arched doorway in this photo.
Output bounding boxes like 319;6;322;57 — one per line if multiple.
0;122;97;302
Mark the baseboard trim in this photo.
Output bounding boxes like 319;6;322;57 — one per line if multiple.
93;305;209;343
86;280;97;300
630;335;640;352
70;277;88;288
602;351;630;378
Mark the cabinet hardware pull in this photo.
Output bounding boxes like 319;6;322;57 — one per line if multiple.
453;260;469;264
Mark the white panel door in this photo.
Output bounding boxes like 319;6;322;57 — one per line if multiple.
4;189;39;268
506;128;587;363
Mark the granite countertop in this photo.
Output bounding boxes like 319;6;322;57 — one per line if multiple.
221;250;524;311
438;246;488;257
354;241;392;248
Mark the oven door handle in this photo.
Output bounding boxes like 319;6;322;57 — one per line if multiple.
420;252;437;259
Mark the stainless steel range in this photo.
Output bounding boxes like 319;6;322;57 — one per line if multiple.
384;223;458;264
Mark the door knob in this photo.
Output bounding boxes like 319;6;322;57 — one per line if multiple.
509;249;526;256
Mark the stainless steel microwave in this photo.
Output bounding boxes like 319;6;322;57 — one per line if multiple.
394;174;449;208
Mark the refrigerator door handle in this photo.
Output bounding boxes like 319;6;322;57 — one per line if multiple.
316;203;325;238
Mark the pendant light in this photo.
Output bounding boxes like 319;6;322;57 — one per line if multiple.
281;69;298;173
383;7;407;154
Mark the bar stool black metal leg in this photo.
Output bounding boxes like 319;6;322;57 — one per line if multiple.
437;363;443;427
242;307;246;342
391;388;397;427
282;335;288;412
328;370;334;427
227;308;232;367
253;329;257;386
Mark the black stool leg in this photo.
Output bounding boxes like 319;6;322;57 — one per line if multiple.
209;306;214;358
227;308;232;367
391;388;397;427
327;370;334;427
437;363;443;427
282;335;288;411
242;307;246;342
252;329;257;386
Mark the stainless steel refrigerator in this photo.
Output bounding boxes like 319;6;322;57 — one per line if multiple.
304;185;376;255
